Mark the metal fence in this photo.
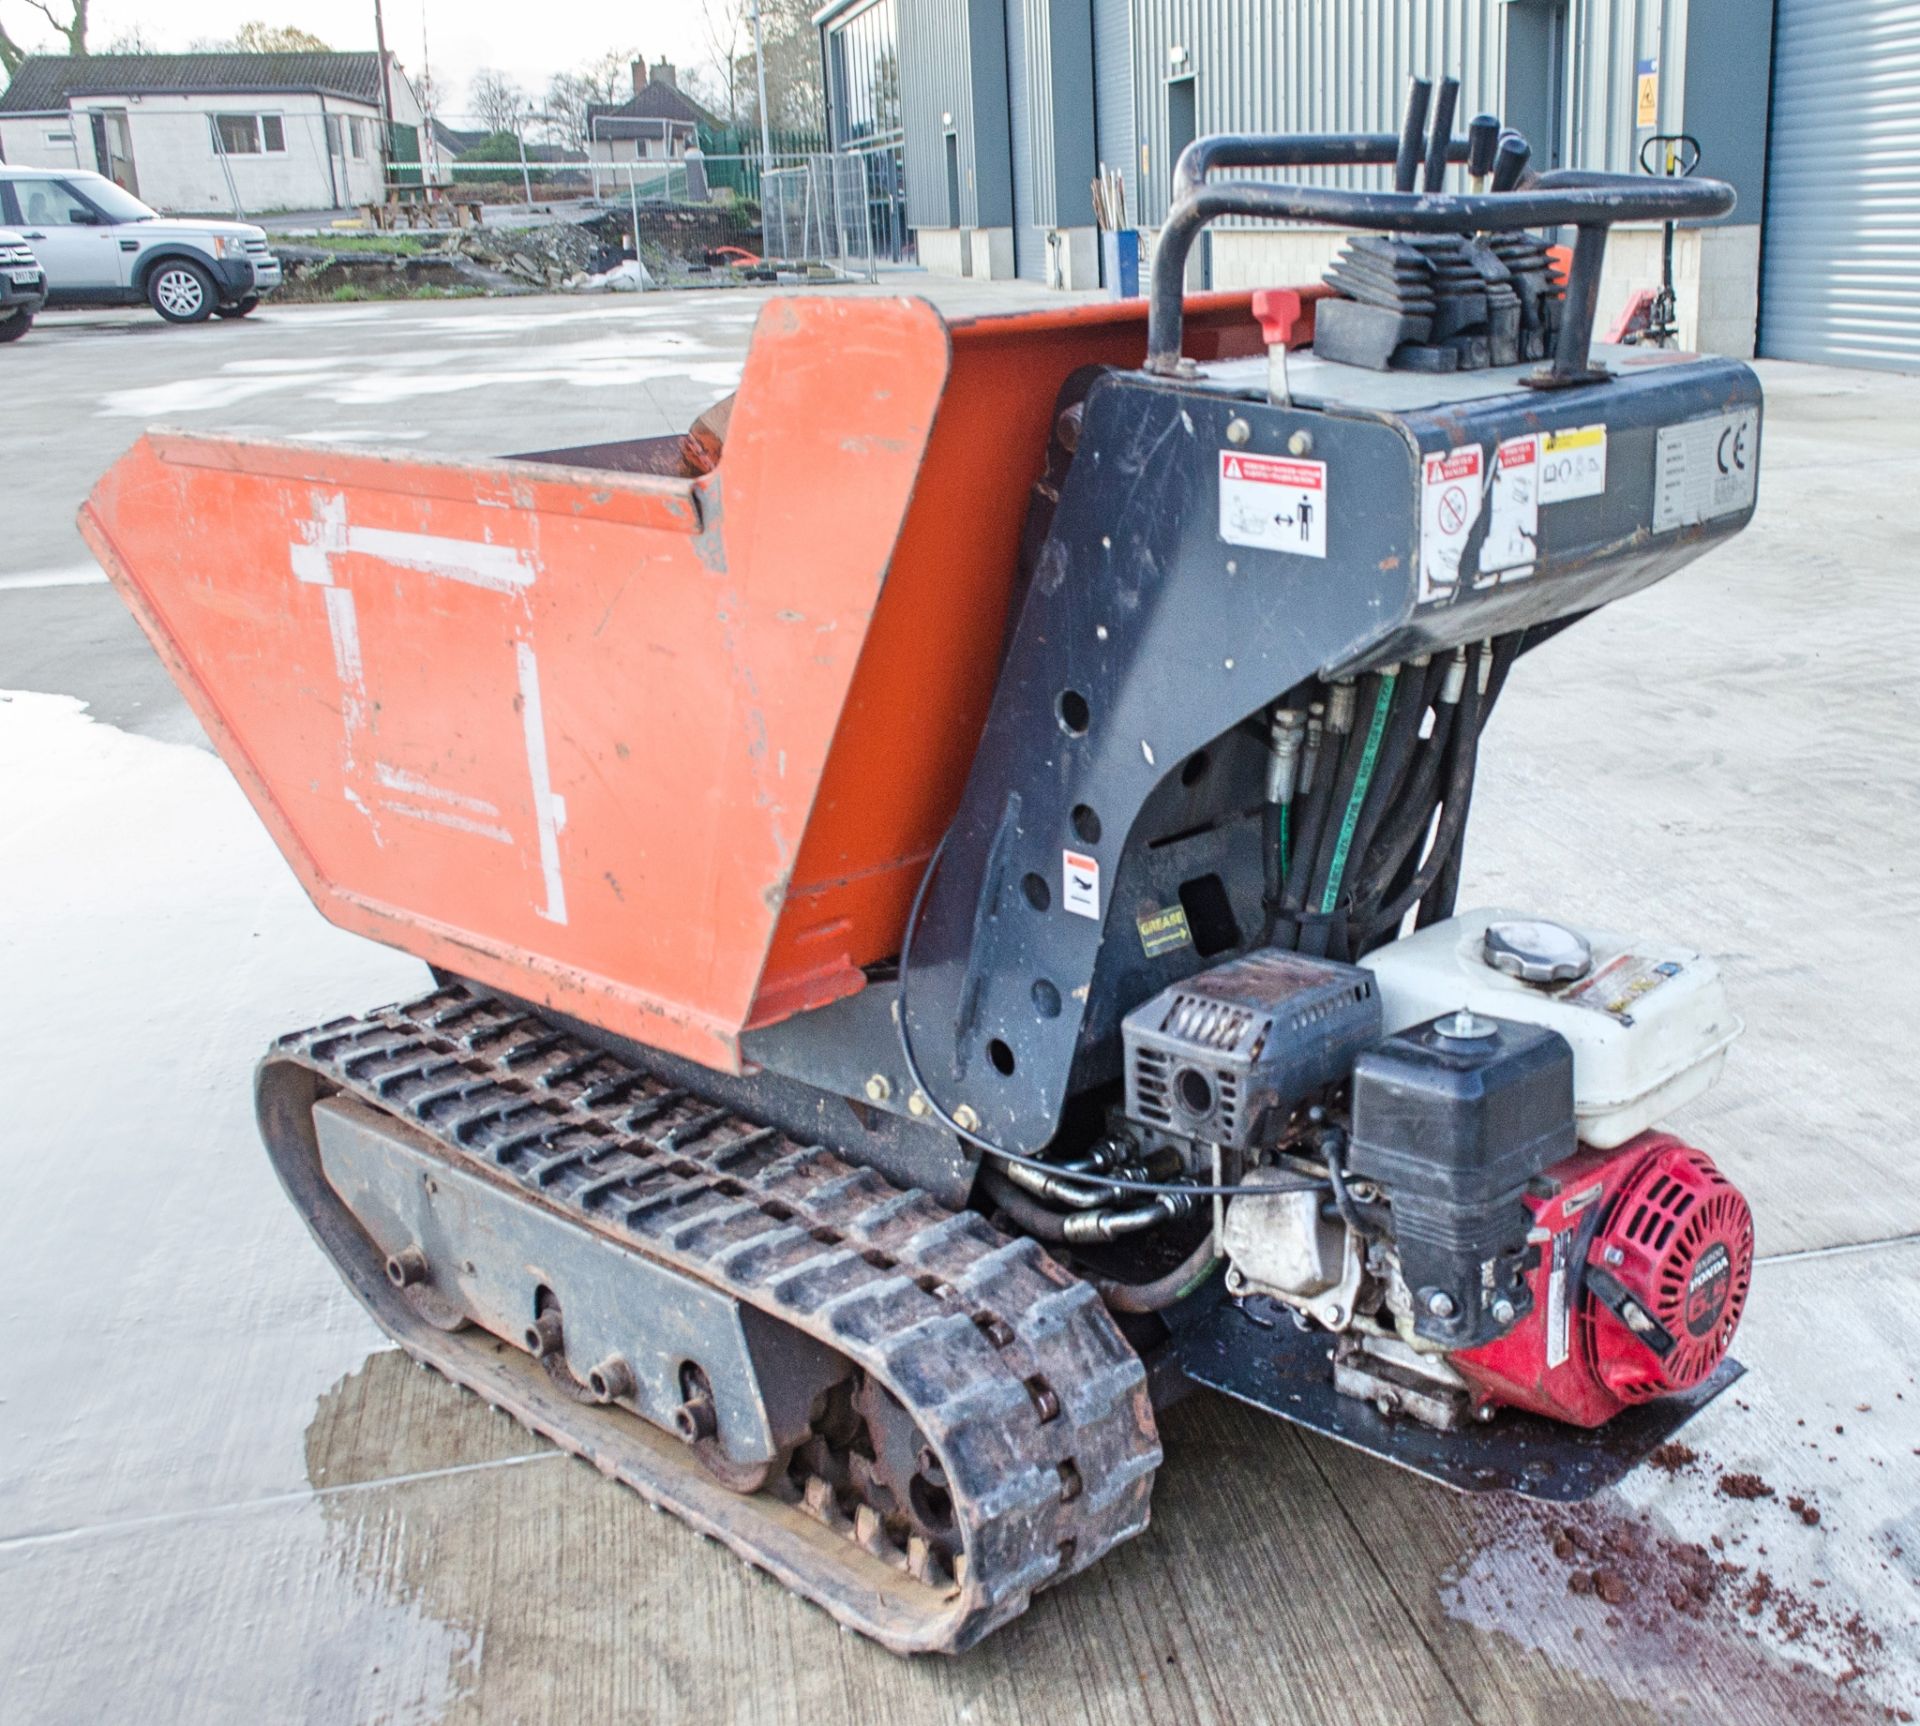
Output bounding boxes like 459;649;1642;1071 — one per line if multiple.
761;154;879;280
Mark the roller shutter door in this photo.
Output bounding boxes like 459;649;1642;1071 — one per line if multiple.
1760;0;1920;370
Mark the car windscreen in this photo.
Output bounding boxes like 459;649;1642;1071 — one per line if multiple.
72;178;157;222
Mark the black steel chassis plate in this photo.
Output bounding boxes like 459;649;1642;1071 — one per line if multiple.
1179;1299;1743;1502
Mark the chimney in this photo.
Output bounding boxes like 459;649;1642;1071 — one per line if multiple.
654;59;677;88
631;59;647;96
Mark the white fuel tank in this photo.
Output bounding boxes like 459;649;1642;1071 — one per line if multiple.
1359;909;1741;1148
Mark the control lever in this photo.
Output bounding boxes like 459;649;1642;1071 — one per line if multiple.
1423;76;1461;192
1251;288;1303;407
1489;132;1531;194
1394;77;1432;193
1466;115;1500;191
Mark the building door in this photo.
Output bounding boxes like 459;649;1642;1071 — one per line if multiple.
87;109;139;196
1502;0;1568;172
945;132;962;229
1760;0;1920;370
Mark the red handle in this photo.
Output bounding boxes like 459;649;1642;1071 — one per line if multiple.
1251;288;1303;349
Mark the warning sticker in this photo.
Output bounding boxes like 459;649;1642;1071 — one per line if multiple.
1556;953;1685;1025
1136;903;1193;958
1654;408;1758;531
1483;434;1541;581
1062;849;1101;919
1540;424;1608;503
1419;445;1484;603
1218;450;1327;558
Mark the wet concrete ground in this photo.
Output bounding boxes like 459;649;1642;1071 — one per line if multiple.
2;289;1917;1724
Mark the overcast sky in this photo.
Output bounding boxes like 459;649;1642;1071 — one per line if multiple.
18;1;716;122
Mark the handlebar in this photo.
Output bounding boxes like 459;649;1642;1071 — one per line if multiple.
1144;131;1737;384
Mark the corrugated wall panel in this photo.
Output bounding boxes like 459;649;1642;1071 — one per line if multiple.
1760;0;1920;370
1092;0;1135;218
899;0;968;225
1123;0;1667;226
1006;0;1042;272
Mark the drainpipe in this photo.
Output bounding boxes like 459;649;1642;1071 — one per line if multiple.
317;93;341;209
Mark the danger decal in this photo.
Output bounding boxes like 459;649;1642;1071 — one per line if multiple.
1062;849;1101;919
1218;451;1327;558
1419;446;1484;603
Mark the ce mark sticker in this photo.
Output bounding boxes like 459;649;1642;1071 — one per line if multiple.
1654;406;1760;531
1717;416;1752;477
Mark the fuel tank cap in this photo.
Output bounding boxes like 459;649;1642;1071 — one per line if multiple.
1482;919;1593;984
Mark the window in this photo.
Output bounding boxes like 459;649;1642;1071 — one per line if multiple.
262;115;285;152
326;114;343;156
212;113;262;154
18;180;97;226
43;130;73;145
348;116;367;159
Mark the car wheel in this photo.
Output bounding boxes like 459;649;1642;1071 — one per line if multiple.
0;310;32;343
147;260;216;324
215;295;261;320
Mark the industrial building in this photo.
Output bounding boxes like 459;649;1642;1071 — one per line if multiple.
816;0;1920;370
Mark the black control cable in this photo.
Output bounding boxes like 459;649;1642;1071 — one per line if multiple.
891;833;1253;1196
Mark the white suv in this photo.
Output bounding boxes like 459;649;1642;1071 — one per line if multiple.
0;167;281;324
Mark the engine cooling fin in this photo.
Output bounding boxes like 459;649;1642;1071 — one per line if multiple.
255;984;1160;1655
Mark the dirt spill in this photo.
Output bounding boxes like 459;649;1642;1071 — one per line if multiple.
1453;1491;1904;1724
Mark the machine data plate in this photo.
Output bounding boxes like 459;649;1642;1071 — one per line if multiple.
1180;1298;1742;1501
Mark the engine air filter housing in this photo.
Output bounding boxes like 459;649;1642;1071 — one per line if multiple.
1122;949;1380;1150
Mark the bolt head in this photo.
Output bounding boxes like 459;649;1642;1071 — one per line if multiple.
1226;416;1252;446
953;1104;981;1133
1426;1290;1457;1320
1287;429;1314;456
906;1091;930;1118
864;1074;892;1103
1491;1297;1518;1326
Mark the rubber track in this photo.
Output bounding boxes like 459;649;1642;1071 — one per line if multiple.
256;984;1160;1653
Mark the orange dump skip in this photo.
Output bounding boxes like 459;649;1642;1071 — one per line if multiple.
82;290;1276;1072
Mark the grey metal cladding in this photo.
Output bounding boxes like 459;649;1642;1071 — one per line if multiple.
1760;0;1920;371
1117;0;1688;226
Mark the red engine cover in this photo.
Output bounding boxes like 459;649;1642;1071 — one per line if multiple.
1453;1132;1753;1428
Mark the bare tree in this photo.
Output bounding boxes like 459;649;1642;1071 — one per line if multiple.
468;68;526;136
698;0;749;126
735;0;826;136
1;0;90;79
544;48;635;152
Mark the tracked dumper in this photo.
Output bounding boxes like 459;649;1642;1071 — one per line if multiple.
84;88;1762;1654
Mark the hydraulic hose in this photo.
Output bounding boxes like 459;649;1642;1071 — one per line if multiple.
1085;1232;1222;1314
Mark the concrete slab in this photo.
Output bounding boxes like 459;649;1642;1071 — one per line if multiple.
3;289;1918;1722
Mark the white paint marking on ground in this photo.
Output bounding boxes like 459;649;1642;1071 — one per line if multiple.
0;564;108;590
514;640;568;926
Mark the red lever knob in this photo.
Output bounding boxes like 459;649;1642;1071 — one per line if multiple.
1252;288;1303;350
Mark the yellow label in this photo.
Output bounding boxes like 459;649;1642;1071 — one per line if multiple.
1136;904;1192;958
1636;70;1659;126
1542;425;1604;453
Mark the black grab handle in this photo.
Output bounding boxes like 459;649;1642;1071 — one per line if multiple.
1144;132;1736;384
